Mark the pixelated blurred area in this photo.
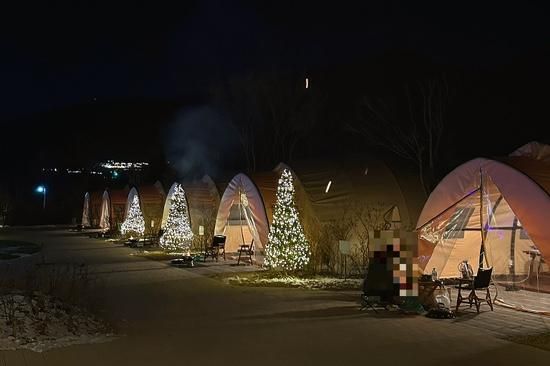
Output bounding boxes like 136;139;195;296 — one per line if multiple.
370;229;418;297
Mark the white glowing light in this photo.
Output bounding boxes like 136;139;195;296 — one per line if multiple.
100;160;149;170
325;181;332;193
160;184;193;253
305;78;309;89
264;169;311;271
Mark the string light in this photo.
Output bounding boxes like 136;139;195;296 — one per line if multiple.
121;195;145;237
160;184;193;253
264;169;311;271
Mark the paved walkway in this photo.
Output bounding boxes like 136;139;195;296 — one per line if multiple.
0;228;549;365
448;286;550;338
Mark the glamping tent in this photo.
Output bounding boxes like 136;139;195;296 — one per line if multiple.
215;157;424;261
267;158;425;273
99;188;129;231
274;157;426;237
214;172;278;254
416;142;550;313
125;182;166;236
162;176;220;240
82;192;91;227
82;191;103;228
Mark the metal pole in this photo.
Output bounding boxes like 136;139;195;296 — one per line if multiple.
43;189;46;210
239;190;245;246
479;169;489;268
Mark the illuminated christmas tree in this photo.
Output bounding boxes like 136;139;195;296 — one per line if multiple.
265;169;310;271
121;195;145;237
160;184;193;252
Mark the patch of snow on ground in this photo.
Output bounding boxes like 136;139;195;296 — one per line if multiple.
225;275;363;290
0;292;116;352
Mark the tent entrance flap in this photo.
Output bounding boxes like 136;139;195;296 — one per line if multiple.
419;190;483;278
223;193;259;253
482;174;550;313
214;173;270;254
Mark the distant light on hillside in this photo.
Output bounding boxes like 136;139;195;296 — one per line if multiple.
100;160;149;170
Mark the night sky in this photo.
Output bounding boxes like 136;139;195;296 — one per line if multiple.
1;0;549;168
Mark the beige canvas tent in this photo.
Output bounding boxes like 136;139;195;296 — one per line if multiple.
82;191;103;228
214;172;278;253
82;192;91;227
274;157;426;242
125;182;166;236
162;176;220;240
214;157;424;263
99;188;129;231
416;142;550;313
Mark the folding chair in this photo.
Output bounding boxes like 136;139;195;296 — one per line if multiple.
237;239;254;265
204;235;226;262
360;259;398;312
455;266;494;313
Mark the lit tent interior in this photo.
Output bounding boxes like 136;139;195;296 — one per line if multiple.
416;142;550;313
99;188;129;232
161;176;220;245
214;172;278;255
125;182;166;236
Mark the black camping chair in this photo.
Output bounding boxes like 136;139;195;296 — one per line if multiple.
360;258;400;312
237;239;254;265
204;235;226;262
455;266;494;313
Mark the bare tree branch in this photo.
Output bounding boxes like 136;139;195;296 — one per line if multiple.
351;77;451;196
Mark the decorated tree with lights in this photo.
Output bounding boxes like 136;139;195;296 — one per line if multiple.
121;195;145;237
160;184;193;252
265;169;310;271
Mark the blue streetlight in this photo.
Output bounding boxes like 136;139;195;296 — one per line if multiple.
35;185;46;209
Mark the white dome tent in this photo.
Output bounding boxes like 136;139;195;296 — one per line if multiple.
82;190;104;228
122;183;166;236
416;142;550;314
81;192;91;228
214;172;278;256
99;188;129;232
99;190;110;230
162;176;220;238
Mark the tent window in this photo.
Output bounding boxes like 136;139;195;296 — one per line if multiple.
443;206;475;240
228;204;247;225
519;228;530;240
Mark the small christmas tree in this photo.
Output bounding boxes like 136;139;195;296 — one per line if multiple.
265;169;310;271
121;195;145;237
160;184;193;252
